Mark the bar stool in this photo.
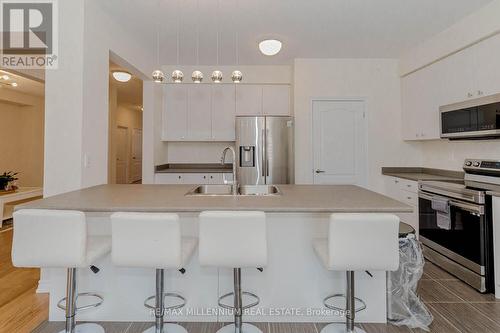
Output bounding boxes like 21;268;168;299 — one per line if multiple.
199;211;267;333
12;209;111;333
111;212;197;333
313;213;399;333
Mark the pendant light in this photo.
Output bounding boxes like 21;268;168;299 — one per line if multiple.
232;0;243;83
211;0;223;83
171;0;184;83
192;0;203;83
151;3;165;83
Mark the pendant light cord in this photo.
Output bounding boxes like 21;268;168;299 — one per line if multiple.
156;0;161;67
235;0;239;66
216;0;220;66
177;0;180;66
196;0;200;66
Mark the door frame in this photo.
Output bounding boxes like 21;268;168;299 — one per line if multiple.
310;97;368;186
116;125;129;184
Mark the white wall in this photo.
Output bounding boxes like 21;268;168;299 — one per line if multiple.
420;140;500;171
0;91;44;187
293;59;422;192
44;0;157;196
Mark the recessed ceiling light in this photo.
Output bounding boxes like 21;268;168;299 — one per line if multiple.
10;82;18;87
112;71;132;82
259;39;282;56
1;75;9;80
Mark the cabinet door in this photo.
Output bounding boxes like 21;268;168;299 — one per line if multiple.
418;64;440;140
154;173;185;184
474;33;500;97
263;85;290;115
401;75;419;141
187;85;212;141
212;85;236;141
401;65;440;141
163;85;188;141
438;47;476;105
235;85;262;115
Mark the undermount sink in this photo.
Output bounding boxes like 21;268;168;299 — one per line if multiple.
185;184;281;196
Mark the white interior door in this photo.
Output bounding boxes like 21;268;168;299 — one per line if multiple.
312;100;366;185
116;126;128;184
131;128;142;183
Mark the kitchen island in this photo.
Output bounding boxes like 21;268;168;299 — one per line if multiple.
19;184;412;324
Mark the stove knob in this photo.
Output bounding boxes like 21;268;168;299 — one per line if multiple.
473;161;480;167
465;161;472;167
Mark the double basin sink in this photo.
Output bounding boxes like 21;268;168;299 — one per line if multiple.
186;184;281;196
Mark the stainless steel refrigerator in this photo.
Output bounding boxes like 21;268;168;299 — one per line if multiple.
235;116;294;185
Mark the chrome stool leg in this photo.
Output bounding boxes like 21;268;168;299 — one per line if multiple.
216;268;262;333
57;268;105;333
320;272;367;333
143;269;188;333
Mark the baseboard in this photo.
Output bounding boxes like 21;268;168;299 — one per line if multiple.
36;278;50;294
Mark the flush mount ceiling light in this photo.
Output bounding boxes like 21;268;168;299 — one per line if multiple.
112;71;132;82
259;39;282;56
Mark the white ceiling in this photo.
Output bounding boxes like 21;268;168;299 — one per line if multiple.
98;0;493;65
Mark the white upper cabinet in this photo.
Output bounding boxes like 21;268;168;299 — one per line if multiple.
235;84;291;116
401;64;440;140
235;85;263;115
474;33;500;98
187;85;212;141
212;85;235;141
163;85;187;141
263;85;290;116
401;33;500;141
438;46;476;106
163;84;291;141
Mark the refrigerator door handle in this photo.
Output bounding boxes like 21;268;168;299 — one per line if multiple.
262;128;266;177
266;129;270;177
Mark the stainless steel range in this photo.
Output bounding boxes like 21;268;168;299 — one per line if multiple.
418;159;500;293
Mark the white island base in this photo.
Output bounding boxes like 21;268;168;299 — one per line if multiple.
43;212;388;324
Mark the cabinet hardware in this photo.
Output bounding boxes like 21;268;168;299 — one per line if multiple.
315;169;325;174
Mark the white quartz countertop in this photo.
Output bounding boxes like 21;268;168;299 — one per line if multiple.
17;184;412;214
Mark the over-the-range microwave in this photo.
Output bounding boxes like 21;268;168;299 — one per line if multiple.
440;93;500;140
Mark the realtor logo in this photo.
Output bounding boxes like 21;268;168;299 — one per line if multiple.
0;0;58;69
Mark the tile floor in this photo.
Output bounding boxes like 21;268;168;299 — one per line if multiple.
33;262;500;333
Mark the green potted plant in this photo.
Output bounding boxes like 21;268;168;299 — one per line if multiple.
0;171;19;191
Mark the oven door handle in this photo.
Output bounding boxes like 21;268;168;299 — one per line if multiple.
418;191;485;215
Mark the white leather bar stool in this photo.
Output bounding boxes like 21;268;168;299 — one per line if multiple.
313;213;399;333
12;209;111;333
111;212;197;333
199;211;267;333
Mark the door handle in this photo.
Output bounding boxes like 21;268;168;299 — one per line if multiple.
315;169;325;174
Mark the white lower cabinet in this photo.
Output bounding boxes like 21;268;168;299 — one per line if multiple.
383;176;419;235
154;173;232;185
